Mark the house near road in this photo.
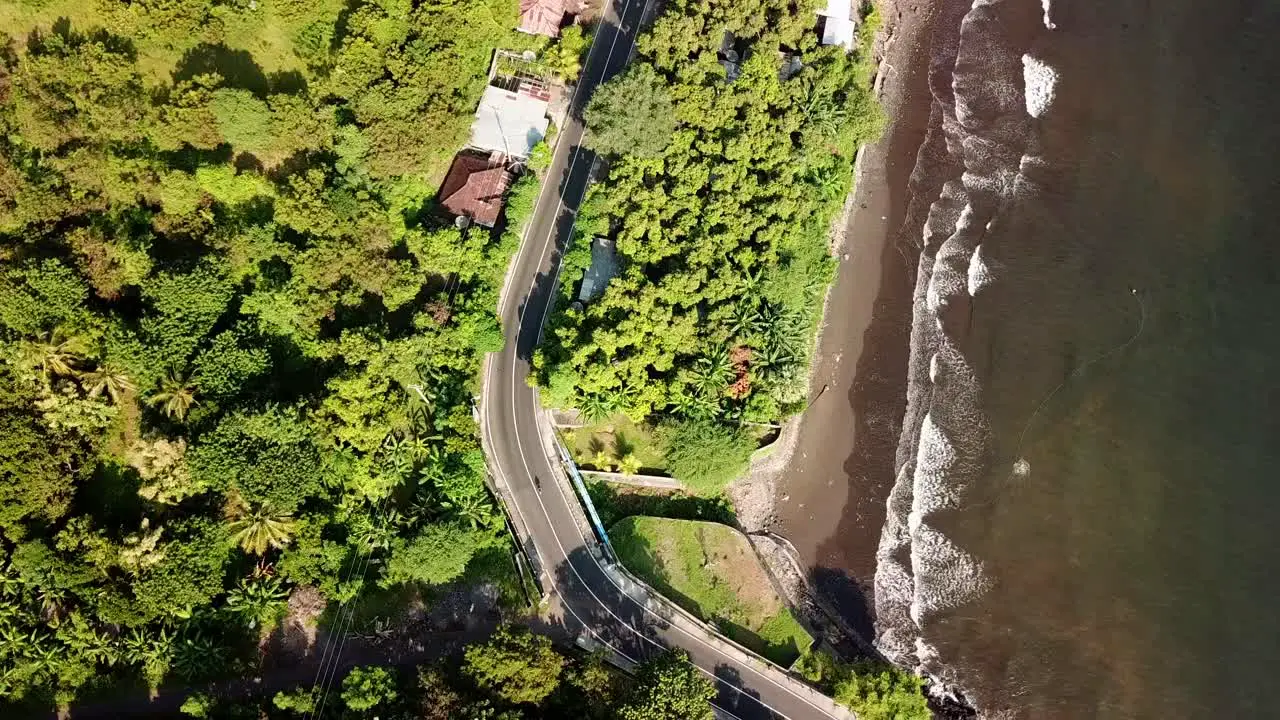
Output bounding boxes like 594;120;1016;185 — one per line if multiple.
437;153;513;228
470;86;550;159
519;0;574;37
468;51;553;159
437;52;554;228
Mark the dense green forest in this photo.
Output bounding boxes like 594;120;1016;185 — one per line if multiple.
178;636;718;720
0;0;571;711
535;0;881;489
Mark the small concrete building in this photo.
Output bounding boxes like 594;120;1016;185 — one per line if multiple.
817;0;855;50
469;85;550;159
578;236;618;303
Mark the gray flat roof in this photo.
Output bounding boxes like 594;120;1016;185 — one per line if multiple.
470;86;550;159
578;236;618;303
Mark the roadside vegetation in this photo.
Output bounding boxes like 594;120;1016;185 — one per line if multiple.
797;648;931;720
610;517;813;666
0;0;553;712
534;0;884;492
560;414;669;474
177;629;717;719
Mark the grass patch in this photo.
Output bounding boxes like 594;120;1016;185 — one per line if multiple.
610;517;812;666
559;414;667;474
0;0;337;85
587;479;736;529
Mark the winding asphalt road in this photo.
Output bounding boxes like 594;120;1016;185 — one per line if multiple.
479;2;850;719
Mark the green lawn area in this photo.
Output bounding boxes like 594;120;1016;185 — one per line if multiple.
610;517;813;666
0;0;339;84
559;414;667;474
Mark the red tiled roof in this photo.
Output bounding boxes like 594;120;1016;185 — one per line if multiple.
519;0;565;37
437;154;512;228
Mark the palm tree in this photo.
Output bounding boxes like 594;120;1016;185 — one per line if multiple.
36;586;68;624
148;369;197;421
755;341;797;378
26;635;60;675
380;443;413;480
591;450;615;472
442;489;495;530
691;348;734;398
172;633;223;681
82;364;135;403
123;626;174;680
403;434;434;461
729;264;766;305
22;329;82;381
728;302;763;340
58;614;120;667
0;563;23;598
226;497;297;556
351;509;398;551
761;303;807;357
577;392;616;424
411;366;444;415
225;576;289;631
669;387;719;421
801;87;848;141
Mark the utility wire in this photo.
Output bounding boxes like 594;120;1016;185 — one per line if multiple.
304;494;394;720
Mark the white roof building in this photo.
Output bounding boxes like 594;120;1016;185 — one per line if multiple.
469;85;550;159
817;0;855;50
578;237;618;303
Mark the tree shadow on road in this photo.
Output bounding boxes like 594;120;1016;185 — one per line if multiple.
714;664;779;720
549;545;669;664
512;143;603;351
550;548;785;720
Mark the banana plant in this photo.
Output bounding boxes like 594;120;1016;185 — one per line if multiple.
224;576;289;631
172;633;223;681
57;613;120;667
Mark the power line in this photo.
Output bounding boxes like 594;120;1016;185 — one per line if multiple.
303;493;394;720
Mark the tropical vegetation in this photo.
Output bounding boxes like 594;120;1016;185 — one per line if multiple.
797;649;932;720
610;516;814;665
534;0;883;491
172;634;716;720
0;0;545;711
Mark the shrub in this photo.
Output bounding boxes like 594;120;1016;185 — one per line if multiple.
584;63;675;158
660;419;755;494
341;666;397;712
463;626;565;705
832;662;930;720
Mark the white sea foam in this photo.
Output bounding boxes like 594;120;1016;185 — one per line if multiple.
968;244;992;295
874;0;1040;705
1022;54;1058;118
1041;0;1056;30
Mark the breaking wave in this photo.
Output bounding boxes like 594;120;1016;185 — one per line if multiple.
874;0;1053;709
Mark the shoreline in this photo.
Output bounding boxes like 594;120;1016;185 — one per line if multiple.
729;0;939;646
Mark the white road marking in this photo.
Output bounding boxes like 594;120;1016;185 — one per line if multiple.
480;0;844;717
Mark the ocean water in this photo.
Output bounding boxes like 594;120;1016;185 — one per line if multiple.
874;0;1280;717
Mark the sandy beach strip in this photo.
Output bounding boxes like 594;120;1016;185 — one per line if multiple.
729;0;940;645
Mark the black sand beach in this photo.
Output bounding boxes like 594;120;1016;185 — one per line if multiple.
772;0;938;642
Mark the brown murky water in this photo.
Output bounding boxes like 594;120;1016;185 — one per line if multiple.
795;1;1280;717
